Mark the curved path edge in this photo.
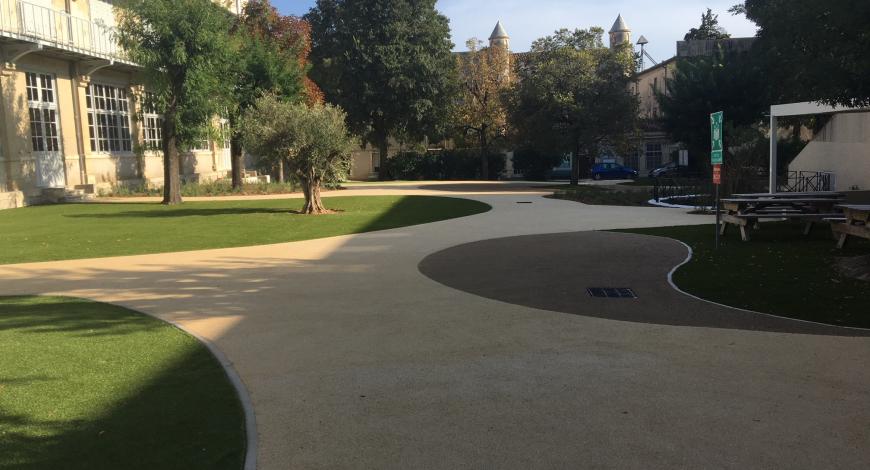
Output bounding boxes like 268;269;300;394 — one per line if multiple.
112;301;258;470
663;236;870;333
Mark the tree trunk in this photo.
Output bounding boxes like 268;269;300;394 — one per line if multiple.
377;140;389;181
230;115;244;190
570;139;581;186
479;129;489;180
161;111;182;205
277;159;285;183
300;175;327;214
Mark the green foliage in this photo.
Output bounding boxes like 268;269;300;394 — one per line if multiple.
117;0;236;148
232;0;308;111
307;0;457;166
657;49;769;169
511;147;564;181
240;94;355;185
510;28;638;182
102;180;300;197
684;8;730;40
382;150;506;180
734;0;870;107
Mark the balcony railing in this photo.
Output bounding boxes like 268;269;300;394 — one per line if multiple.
0;0;127;62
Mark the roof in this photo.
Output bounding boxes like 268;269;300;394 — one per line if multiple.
489;21;509;40
610;14;629;33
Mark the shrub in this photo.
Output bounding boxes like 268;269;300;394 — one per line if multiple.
511;147;564;180
381;149;505;180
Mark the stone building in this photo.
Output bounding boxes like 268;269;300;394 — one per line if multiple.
0;0;247;209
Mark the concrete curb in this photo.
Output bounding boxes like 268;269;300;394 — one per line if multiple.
663;236;870;334
152;316;259;470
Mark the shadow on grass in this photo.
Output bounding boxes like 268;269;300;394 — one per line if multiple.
0;297;160;336
0;196;493;468
0;297;245;470
63;206;296;219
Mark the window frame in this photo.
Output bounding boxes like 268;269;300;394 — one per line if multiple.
85;82;133;154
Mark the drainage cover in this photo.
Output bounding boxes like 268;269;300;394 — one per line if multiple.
516;201;533;204
587;288;637;299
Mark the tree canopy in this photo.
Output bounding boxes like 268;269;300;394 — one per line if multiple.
117;0;236;204
453;39;513;180
656;49;769;169
510;28;638;184
306;0;456;178
228;0;315;188
240;95;355;214
684;9;731;41
733;0;870;107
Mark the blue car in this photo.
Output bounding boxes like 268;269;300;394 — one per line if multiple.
591;162;639;180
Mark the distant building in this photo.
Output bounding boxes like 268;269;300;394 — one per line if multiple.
0;0;248;209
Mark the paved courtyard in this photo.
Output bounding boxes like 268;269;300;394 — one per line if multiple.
1;183;868;469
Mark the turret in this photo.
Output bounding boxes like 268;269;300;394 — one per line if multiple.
609;14;631;49
489;21;510;50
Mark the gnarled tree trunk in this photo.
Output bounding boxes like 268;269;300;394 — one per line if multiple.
300;173;327;214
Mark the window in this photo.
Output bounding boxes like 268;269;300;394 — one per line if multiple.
86;83;132;152
142;92;163;151
191;136;211;152
645;143;663;170
25;72;61;153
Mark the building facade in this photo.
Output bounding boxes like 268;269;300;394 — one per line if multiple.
0;0;244;208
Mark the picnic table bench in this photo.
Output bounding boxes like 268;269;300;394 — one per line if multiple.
832;205;870;248
721;193;846;241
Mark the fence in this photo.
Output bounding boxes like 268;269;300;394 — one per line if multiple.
779;171;834;193
0;0;124;60
652;176;714;208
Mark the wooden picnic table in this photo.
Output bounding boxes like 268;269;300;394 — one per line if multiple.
720;195;845;241
832;205;870;248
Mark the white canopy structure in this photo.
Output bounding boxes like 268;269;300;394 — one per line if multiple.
768;101;868;193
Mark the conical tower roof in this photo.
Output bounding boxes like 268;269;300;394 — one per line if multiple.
489;21;509;40
610;14;630;33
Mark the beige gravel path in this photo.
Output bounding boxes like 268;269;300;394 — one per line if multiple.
2;183;868;469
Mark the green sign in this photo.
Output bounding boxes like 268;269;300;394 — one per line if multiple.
710;111;724;164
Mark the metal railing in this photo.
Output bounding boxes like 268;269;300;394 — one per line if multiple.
652;176;714;207
779;171;834;193
0;0;125;61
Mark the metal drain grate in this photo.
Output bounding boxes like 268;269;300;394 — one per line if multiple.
516;201;533;204
587;288;637;299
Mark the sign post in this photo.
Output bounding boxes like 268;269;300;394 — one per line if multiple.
711;111;724;250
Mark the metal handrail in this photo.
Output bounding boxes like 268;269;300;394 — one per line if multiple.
0;0;126;61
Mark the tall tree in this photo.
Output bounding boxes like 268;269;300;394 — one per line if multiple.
510;28;638;185
230;0;315;189
306;0;456;180
656;49;769;169
454;39;513;180
733;0;870;107
684;8;731;41
117;0;235;205
240;94;355;214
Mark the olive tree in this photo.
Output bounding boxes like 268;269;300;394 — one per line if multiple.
240;94;355;214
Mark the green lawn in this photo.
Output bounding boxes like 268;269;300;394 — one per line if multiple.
0;196;490;264
546;184;651;206
618;223;870;328
0;296;245;470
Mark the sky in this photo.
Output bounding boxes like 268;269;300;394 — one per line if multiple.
272;0;757;65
